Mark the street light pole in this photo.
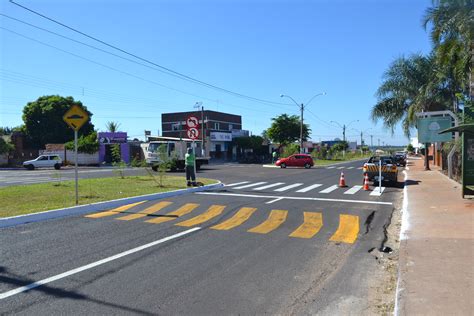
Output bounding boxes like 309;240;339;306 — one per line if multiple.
280;92;326;154
330;119;359;157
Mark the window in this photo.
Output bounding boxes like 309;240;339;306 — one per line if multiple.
214;122;220;130
228;124;233;131
38;156;48;161
172;123;181;131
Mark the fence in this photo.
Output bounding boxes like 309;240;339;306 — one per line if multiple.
39;150;99;165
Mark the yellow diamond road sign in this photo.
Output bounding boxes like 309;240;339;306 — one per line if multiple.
63;105;89;131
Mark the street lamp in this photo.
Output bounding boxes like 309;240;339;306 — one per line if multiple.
330;119;359;157
280;92;326;153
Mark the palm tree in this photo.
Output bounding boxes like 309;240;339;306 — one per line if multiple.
371;54;449;136
423;0;472;110
105;121;121;133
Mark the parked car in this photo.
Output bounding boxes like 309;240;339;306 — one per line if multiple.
23;155;62;170
275;154;314;168
392;153;407;167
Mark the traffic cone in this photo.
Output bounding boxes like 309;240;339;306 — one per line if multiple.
363;173;370;191
339;171;347;187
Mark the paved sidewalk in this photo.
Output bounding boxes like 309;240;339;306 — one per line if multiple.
396;157;474;315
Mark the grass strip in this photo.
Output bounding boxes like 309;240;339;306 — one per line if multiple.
0;175;217;218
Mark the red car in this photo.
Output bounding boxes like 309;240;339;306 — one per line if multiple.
275;154;314;168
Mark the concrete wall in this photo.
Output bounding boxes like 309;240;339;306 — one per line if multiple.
40;150;99;165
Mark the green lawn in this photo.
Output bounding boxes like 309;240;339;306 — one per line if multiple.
314;155;370;166
0;175;217;218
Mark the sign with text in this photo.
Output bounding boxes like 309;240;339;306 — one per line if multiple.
417;117;452;143
210;132;232;142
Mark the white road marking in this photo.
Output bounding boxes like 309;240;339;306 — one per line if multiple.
319;185;338;193
233;182;267;189
327;166;335;169
253;182;285;191
274;183;303;192
266;197;283;204
225;181;250;187
296;184;323;193
344;185;363;195
357;167;363;170
196;192;393;205
346;167;354;170
0;227;201;300
370;187;386;196
336;166;344;169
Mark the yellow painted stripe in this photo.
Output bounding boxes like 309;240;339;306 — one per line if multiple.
85;201;147;218
248;210;287;234
289;212;323;239
116;201;172;221
146;203;199;224
175;205;226;227
210;207;257;230
329;214;359;244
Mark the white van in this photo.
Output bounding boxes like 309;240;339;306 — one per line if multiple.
23;155;62;170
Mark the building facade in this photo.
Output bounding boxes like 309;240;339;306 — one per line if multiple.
161;110;248;160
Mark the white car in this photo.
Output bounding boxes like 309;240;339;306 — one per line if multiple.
23;155;62;170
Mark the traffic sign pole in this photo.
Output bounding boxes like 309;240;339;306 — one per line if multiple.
74;130;79;205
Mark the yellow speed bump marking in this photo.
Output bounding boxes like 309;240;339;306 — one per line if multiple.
116;201;172;221
329;214;359;244
175;205;226;227
289;212;323;239
248;210;287;234
85;201;147;218
210;207;257;230
146;203;199;224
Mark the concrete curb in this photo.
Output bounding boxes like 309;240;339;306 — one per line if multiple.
0;182;224;229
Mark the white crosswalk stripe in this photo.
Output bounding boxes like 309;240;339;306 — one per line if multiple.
234;182;267;189
319;185;339;193
344;185;363;195
327;166;335;169
296;183;323;193
336;166;344;169
226;181;250;187
346;166;354;169
274;183;303;192
370;187;386;196
357;167;363;170
253;182;285;191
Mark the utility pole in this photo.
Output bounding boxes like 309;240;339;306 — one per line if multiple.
201;105;205;157
342;124;346;142
300;103;304;153
360;131;363;154
378;138;380;147
370;135;373;149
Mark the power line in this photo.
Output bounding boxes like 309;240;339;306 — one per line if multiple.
7;1;293;107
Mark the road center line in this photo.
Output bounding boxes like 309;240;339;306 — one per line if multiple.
196;192;393;205
0;227;201;300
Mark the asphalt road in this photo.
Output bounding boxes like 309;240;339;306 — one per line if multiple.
0;160;402;314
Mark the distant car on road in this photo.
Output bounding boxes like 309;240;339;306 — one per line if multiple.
392;153;407;167
275;154;314;169
363;155;398;185
23;155;62;170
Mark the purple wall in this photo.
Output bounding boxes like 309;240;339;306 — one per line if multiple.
98;132;130;163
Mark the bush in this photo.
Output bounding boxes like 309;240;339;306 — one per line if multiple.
282;143;300;157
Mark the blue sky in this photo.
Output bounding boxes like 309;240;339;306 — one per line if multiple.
1;0;432;145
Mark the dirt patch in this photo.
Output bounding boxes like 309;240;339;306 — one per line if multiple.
366;190;403;315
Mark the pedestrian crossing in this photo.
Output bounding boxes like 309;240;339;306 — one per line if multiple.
225;181;379;196
85;201;361;244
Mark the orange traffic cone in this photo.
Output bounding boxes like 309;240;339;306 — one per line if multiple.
339;171;347;187
363;173;370;191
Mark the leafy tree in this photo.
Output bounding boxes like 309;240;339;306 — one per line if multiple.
406;143;415;152
106;121;121;132
265;114;310;145
331;141;349;153
22;95;94;149
233;136;265;154
282;143;300;157
0;138;14;155
65;131;99;154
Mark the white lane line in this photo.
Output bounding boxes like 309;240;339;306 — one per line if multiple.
344;185;363;195
225;181;250;187
327;166;335;169
357;167;363;170
336;166;344;169
346;167;354;170
370;187;385;196
266;197;283;204
196;192;393;206
296;184;323;193
233;182;267;189
0;227;201;300
319;185;338;194
253;182;285;191
274;183;303;192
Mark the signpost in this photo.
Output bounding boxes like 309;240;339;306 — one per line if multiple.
63;105;89;205
185;115;200;179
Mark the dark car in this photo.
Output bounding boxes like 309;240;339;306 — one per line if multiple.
392;154;407;167
275;154;314;168
363;156;398;185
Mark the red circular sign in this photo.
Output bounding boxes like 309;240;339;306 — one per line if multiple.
186;116;199;128
187;127;200;140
